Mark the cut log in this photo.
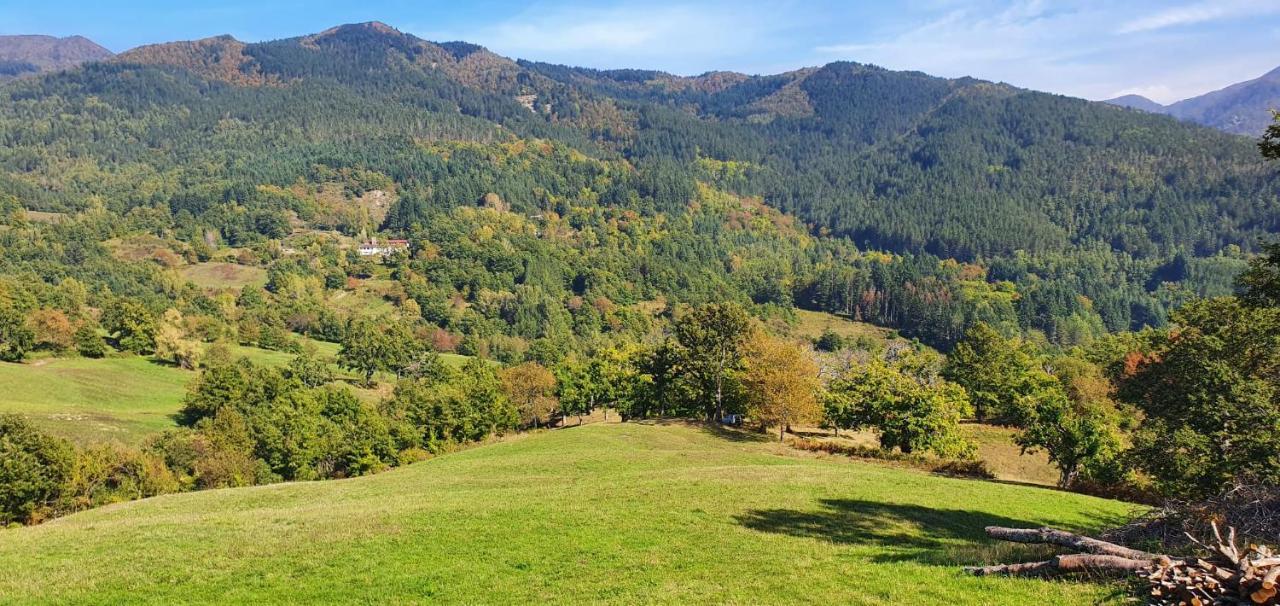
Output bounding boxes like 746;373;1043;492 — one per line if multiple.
967;554;1151;577
967;524;1280;605
983;526;1156;560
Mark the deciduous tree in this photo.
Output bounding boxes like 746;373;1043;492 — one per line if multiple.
741;334;822;441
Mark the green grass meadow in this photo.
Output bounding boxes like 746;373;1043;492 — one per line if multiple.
0;423;1136;604
0;343;476;445
0;357;189;444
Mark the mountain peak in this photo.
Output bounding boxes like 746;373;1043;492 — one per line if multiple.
1103;94;1165;113
0;33;113;80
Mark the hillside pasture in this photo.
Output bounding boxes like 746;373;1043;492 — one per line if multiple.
0;423;1135;604
179;262;268;291
0;339;475;444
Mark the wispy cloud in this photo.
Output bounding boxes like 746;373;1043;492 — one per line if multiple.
810;0;1280;104
1116;0;1279;34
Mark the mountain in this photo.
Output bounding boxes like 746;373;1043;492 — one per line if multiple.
1162;66;1280;136
0;22;1275;347
1103;66;1280;135
0;34;113;81
1102;94;1164;113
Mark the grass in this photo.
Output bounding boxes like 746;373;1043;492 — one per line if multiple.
179;262;268;291
795;423;1059;487
0;339;475;445
962;423;1060;486
0;423;1136;604
782;309;928;352
0;357;189;444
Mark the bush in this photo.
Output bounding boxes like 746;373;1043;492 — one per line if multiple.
814;329;846;352
790;438;994;479
73;324;108;358
0;414;75;524
66;444;179;509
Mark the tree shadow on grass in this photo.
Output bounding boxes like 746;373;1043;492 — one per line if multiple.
736;498;1127;566
699;422;772;443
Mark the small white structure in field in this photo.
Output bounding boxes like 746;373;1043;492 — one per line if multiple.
357;238;409;257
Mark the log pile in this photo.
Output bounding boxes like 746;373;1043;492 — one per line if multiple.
1144;524;1280;605
965;523;1280;605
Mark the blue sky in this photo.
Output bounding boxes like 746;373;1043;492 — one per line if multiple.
2;0;1278;103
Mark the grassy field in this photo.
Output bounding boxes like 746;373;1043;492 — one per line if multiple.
0;423;1135;604
179;262;268;291
798;424;1059;486
0;357;190;444
0;341;474;445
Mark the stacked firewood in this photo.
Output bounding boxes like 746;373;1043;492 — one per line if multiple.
966;523;1280;605
1144;524;1280;605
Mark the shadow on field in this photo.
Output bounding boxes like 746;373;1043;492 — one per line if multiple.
699;423;771;443
735;499;1120;566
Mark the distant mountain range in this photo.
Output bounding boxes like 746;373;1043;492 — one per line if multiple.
1104;66;1280;136
0;34;113;82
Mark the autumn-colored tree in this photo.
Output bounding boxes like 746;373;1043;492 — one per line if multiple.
154;309;202;370
25;309;74;353
499;362;558;428
741;333;822;441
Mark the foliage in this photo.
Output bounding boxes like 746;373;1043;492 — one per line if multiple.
1237;240;1280;308
154;309;202;369
672;302;753;420
0;414;75;525
944;322;1051;423
825;355;973;457
741;333;822;440
498;361;558;428
339;317;412;385
0;304;34;362
102;299;157;355
72;323;108;358
1117;297;1280;498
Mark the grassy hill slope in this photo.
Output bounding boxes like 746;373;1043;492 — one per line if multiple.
0;423;1134;604
0;341;475;445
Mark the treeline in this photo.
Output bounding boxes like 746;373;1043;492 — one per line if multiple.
4;240;1278;524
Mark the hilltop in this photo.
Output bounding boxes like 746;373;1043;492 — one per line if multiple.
0;423;1131;604
0;34;112;81
1105;64;1280;135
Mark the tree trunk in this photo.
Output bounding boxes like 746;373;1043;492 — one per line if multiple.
981;526;1155;560
714;377;724;422
967;554;1150;577
779;424;785;442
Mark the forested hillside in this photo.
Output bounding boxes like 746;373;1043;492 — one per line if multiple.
0;21;1276;349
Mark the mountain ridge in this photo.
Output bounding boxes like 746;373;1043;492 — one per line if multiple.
0;21;1274;340
0;33;113;81
1104;66;1280;135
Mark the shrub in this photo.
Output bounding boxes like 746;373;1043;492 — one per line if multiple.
73;323;108;358
790;438;994;479
66;444;179;509
0;414;75;525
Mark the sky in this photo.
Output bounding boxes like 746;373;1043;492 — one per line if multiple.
2;0;1278;104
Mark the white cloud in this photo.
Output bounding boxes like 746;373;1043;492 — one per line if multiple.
809;0;1280;104
1116;0;1279;34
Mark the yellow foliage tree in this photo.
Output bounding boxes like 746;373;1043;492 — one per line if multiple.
742;333;822;441
155;309;202;370
499;362;558;428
